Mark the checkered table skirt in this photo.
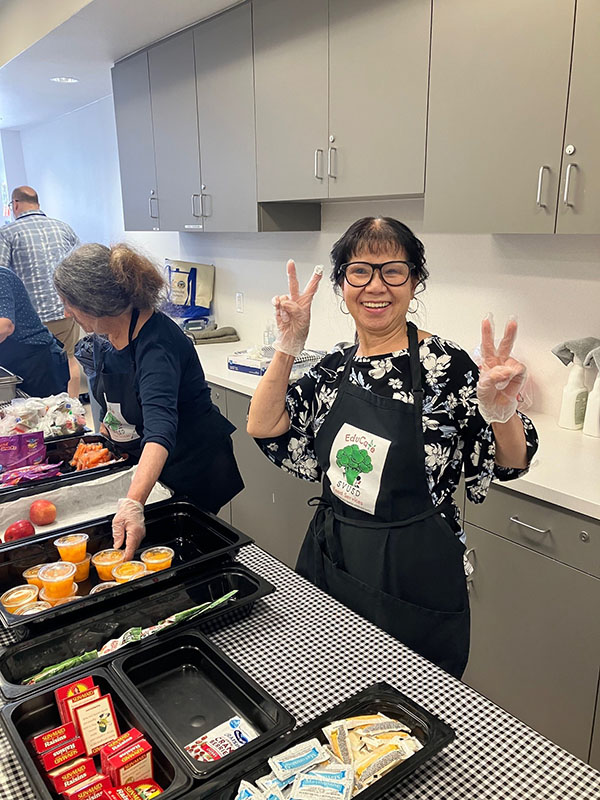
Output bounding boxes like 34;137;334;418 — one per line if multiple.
1;545;598;799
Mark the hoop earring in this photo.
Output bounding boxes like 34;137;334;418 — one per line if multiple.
340;298;350;315
408;299;418;314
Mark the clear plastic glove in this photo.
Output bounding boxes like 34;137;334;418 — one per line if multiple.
477;314;527;424
272;260;323;357
112;498;146;561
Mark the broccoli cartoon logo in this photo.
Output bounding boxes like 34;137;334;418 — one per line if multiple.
336;444;373;486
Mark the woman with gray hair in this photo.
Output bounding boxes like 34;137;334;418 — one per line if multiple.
54;243;243;559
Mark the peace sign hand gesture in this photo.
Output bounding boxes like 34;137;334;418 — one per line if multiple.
476;315;527;424
272;259;323;357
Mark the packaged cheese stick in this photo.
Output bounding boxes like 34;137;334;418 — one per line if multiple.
323;724;352;765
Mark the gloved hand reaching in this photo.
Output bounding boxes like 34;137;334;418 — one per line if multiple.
477;315;527;424
272;260;323;357
112;497;146;561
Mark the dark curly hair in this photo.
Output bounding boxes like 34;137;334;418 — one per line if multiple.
330;217;429;296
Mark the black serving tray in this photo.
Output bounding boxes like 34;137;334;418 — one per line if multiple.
0;499;252;629
0;666;192;800
0;433;130;502
0;563;274;699
111;629;296;781
185;683;455;800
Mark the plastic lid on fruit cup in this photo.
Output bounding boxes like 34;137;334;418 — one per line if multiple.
92;549;125;565
54;534;89;547
0;585;39;609
15;601;52;615
38;562;76;582
39;583;78;603
89;582;118;594
22;564;45;579
140;546;174;563
112;561;147;581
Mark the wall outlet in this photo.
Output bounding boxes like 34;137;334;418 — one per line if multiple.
235;292;244;313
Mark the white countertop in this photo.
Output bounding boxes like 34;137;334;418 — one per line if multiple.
196;342;600;521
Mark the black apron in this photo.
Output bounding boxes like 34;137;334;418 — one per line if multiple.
93;309;243;513
0;336;68;397
296;322;470;678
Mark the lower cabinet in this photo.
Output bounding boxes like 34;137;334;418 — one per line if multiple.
463;521;600;762
226;389;316;568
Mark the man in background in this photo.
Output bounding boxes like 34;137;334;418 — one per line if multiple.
0;186;81;397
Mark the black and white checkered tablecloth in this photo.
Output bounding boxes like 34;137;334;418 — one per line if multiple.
1;545;599;799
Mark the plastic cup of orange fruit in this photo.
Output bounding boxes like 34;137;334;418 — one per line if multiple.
0;585;39;614
22;564;46;590
89;582;118;594
53;533;89;564
15;601;52;615
73;554;91;582
140;546;174;573
38;562;77;599
92;549;125;582
39;582;78;606
111;561;147;583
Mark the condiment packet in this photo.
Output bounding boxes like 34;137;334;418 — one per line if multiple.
290;765;354;800
268;739;329;781
323;724;352;766
256;772;296;795
360;721;411;736
235;780;265;800
185;716;258;762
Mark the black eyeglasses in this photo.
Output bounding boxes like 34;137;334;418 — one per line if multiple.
342;261;414;288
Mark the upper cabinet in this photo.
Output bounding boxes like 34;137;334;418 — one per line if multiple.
424;0;600;234
253;0;431;203
111;52;159;232
194;3;257;232
253;0;329;202
148;31;204;232
556;0;600;234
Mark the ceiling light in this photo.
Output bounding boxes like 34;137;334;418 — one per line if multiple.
50;76;79;84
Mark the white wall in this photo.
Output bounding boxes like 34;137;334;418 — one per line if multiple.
19;96;600;417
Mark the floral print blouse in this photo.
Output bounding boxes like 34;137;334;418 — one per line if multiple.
255;335;539;533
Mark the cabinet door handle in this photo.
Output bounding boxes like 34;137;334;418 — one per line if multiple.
191;193;201;217
201;193;212;218
148;191;158;219
327;146;337;179
314;149;324;180
509;515;550;535
563;163;577;207
536;165;549;208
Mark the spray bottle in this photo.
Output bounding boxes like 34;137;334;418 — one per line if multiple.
552;338;600;430
583;346;600;438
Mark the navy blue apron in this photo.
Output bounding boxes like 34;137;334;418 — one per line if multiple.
0;336;68;397
296;322;470;678
94;309;243;513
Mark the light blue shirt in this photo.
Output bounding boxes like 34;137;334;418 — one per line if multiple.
0;210;79;322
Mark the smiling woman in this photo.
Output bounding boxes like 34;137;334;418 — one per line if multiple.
247;216;538;679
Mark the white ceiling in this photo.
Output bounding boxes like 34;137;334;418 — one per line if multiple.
0;0;244;130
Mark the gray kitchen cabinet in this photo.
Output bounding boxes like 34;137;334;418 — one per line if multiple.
328;0;430;199
111;52;159;231
253;0;430;203
425;0;576;233
194;4;258;232
556;0;600;234
147;31;204;232
207;382;231;524
463;517;600;762
227;389;316;568
253;0;329;202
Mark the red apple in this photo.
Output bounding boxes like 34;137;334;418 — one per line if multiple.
29;500;57;526
4;519;35;542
